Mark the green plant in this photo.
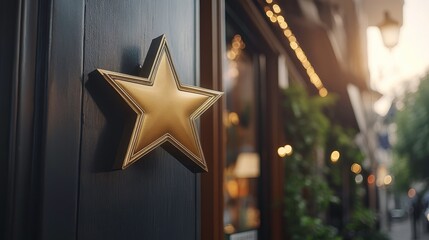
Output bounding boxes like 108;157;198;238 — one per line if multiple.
344;205;389;240
281;85;341;240
281;85;386;240
395;72;429;181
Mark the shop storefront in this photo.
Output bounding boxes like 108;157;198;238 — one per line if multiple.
1;0;368;239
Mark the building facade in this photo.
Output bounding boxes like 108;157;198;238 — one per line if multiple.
1;0;395;239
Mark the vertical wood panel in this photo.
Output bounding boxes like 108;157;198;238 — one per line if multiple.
3;0;38;238
39;0;84;238
4;0;51;238
79;1;198;239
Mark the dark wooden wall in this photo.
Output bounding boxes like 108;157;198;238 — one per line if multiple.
2;0;46;238
38;0;84;238
3;0;201;239
78;0;199;239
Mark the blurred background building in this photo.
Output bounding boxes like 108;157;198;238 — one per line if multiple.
219;0;404;239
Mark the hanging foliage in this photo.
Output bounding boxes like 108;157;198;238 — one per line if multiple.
280;85;387;240
395;72;429;181
281;85;341;240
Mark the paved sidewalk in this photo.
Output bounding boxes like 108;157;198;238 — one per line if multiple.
388;217;429;240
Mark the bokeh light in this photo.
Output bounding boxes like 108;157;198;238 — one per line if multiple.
383;175;392;185
330;150;340;163
355;174;363;184
367;174;376;184
277;147;286;157
351;163;362;174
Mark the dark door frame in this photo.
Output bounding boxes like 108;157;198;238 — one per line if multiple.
200;1;225;240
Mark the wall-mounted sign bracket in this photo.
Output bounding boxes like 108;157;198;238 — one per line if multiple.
94;35;222;172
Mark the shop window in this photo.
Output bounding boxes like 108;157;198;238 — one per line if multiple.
223;29;261;238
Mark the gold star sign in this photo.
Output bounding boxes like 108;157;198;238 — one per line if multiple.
95;35;222;172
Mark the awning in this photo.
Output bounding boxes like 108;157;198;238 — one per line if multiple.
284;16;367;129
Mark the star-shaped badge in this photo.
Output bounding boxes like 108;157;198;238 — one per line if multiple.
95;35;222;172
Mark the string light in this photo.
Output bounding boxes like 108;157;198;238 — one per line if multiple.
367;174;375;184
330;150;340;163
351;163;362;174
277;147;287;157
284;144;293;155
277;144;293;157
355;174;363;184
262;1;328;97
227;34;245;61
384;175;392;185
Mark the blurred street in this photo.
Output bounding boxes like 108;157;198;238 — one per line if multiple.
389;217;429;240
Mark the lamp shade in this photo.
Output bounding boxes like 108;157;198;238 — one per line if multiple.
234;152;260;178
377;11;400;49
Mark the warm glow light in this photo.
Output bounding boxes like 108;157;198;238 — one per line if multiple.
330;150;340;163
278;144;293;157
232;41;240;49
296;50;306;61
314;82;322;90
319;87;328;97
235;153;260;178
408;188;416;198
288;35;297;43
229;68;239;79
227;51;236;60
302;60;311;69
277;147;287;157
272;4;281;14
228;112;240;125
263;0;327;94
224;224;235;234
310;75;322;86
310;75;317;83
306;67;315;75
377;11;400;49
284;144;293;156
384;175;392;185
367;174;376;184
226;180;239;198
227;34;245;61
367;1;429;99
309;73;319;81
311;77;320;85
351;163;362;174
283;29;292;37
294;47;303;54
290;42;298;50
355;174;363;184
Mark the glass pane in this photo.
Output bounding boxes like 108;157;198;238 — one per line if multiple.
223;33;261;236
